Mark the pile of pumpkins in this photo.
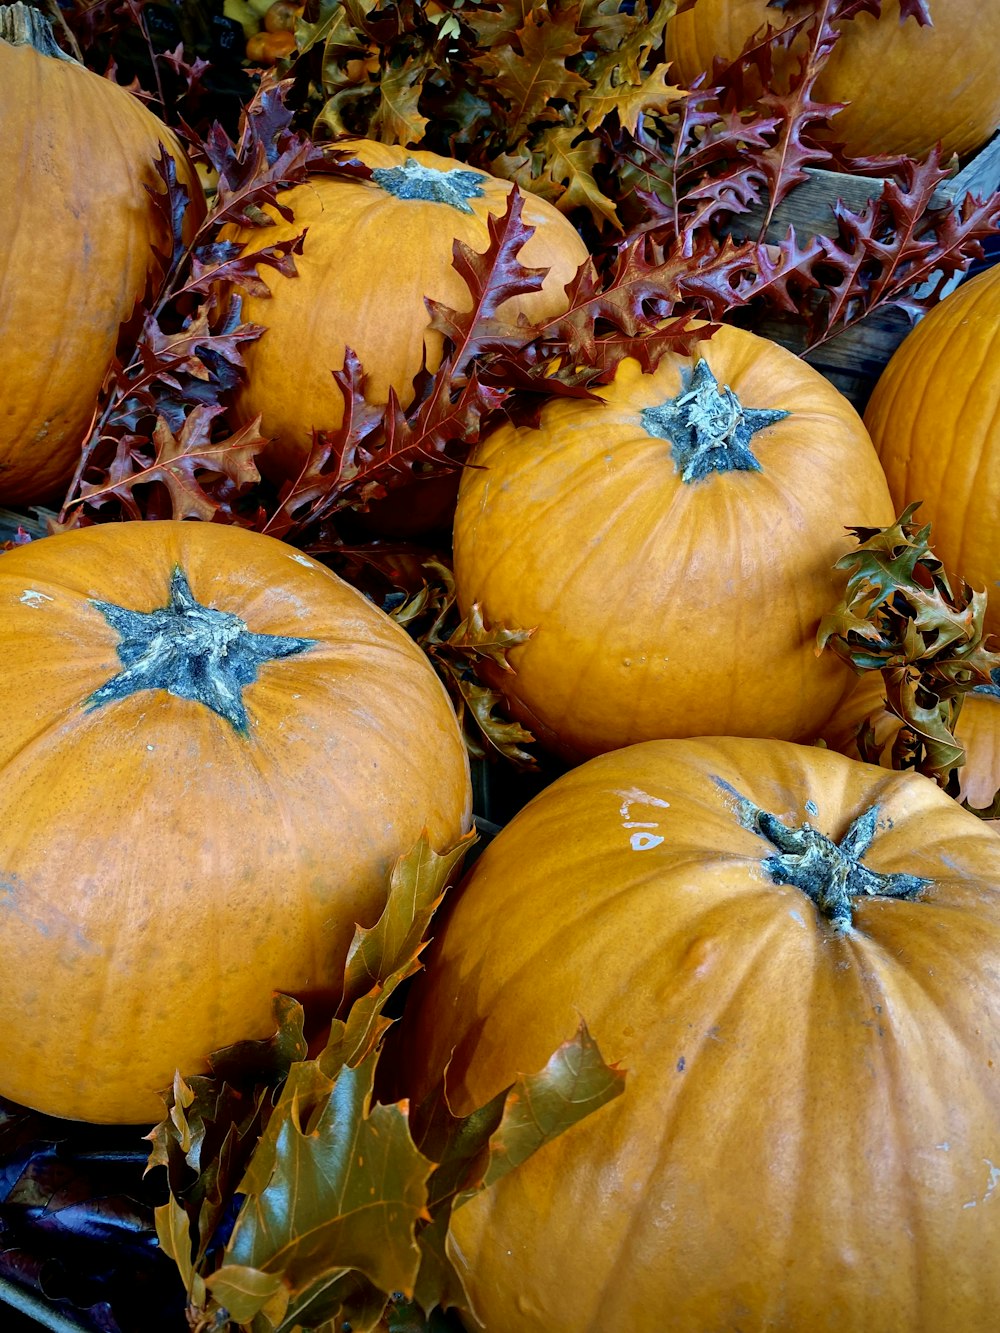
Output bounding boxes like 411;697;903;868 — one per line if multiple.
3;4;1000;1330
224;0;302;67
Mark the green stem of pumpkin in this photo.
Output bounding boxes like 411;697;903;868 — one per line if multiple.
717;780;930;931
0;2;76;60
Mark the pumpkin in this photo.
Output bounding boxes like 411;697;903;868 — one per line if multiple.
451;323;895;762
0;520;471;1124
820;669;1000;817
863;263;1000;637
0;3;205;507
245;27;295;64
263;0;303;32
664;0;1000;163
225;140;590;483
392;736;1000;1332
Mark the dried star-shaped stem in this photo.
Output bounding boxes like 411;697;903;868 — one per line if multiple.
641;360;789;483
87;567;316;734
718;779;930;932
370;159;487;214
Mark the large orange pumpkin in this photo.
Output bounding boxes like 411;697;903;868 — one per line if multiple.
394;736;1000;1332
665;0;1000;162
0;520;471;1124
0;3;205;506
863;263;1000;636
225;139;590;482
452;324;895;762
820;669;1000;816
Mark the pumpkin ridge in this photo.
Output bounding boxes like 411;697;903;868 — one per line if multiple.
882;928;1000;1125
0;696;103;789
838;934;963;1308
587;905;805;1327
944;325;997;585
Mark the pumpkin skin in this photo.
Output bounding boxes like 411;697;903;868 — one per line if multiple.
665;0;1000;162
863;263;1000;637
226;140;590;482
0;6;205;506
452;324;895;762
820;669;1000;817
393;736;1000;1332
0;520;471;1124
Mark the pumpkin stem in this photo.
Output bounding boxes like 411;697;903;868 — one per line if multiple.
0;2;76;60
717;780;930;931
85;566;316;735
369;158;486;214
973;667;1000;700
641;359;789;483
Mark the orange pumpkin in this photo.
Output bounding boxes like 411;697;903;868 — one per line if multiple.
452;324;895;762
0;3;205;506
863;263;1000;637
225;140;590;482
263;0;303;32
820;669;1000;816
394;736;1000;1332
245;27;295;64
0;520;471;1123
665;0;1000;162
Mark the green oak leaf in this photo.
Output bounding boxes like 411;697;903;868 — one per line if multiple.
221;1050;433;1322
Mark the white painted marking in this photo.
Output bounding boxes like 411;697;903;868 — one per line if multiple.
630;832;665;852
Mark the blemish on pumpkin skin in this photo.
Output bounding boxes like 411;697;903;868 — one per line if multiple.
19;589;53;608
681;936;717;977
962;1161;1000;1210
0;873;98;953
984;1160;1000;1202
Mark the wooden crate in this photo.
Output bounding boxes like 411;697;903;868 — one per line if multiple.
0;504;54;546
731;133;1000;412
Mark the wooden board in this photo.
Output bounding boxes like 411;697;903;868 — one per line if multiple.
731;134;1000;411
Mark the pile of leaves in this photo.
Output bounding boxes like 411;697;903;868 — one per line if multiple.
818;504;1000;814
294;0;1000;339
